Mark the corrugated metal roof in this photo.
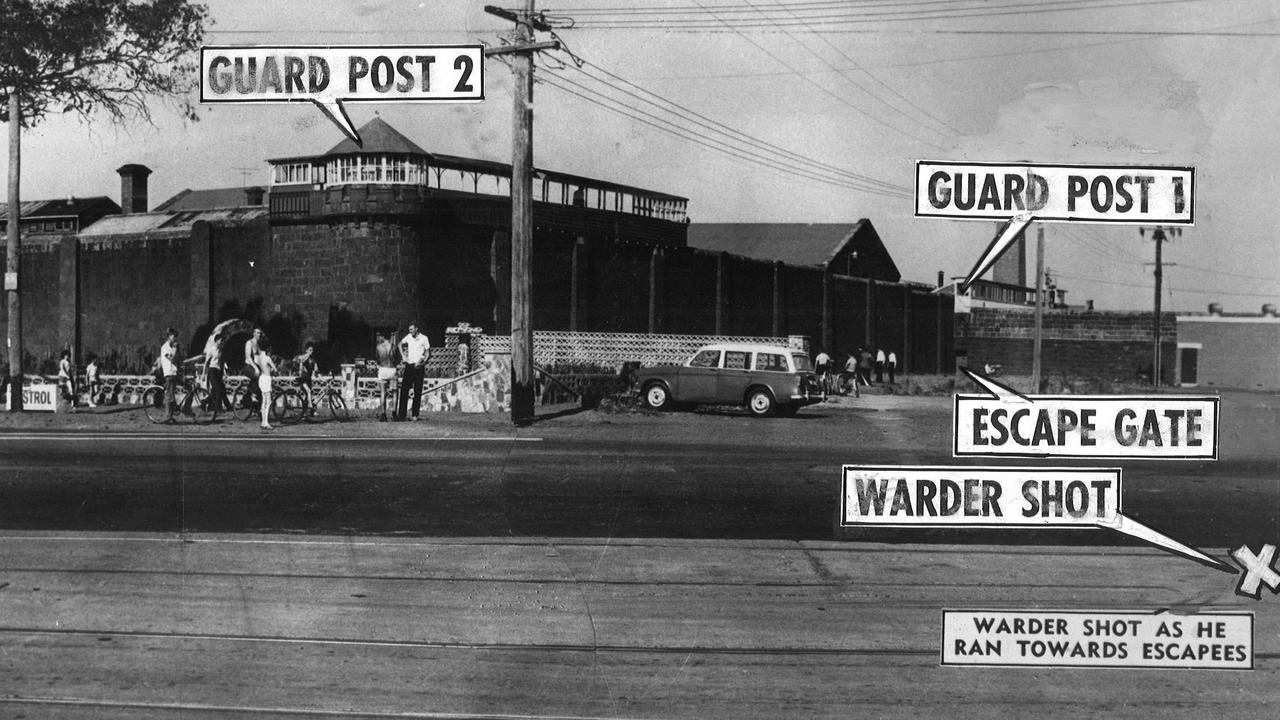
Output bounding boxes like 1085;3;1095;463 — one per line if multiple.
154;187;267;212
0;196;119;220
79;207;269;237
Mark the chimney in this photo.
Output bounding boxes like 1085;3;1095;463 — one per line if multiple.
1086;299;1094;311
1208;303;1223;316
116;163;152;214
937;270;944;288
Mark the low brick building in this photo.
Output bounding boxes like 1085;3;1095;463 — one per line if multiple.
1175;305;1280;391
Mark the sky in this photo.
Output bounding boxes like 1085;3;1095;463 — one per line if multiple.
4;0;1279;313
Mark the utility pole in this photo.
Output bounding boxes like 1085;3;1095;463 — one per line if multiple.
1031;224;1044;393
1152;227;1163;386
485;2;558;426
6;90;22;411
1141;226;1179;387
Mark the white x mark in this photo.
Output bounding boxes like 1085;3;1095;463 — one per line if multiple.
1230;544;1280;600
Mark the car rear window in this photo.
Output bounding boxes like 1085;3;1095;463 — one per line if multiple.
755;352;787;371
688;349;721;368
791;354;813;372
724;351;749;370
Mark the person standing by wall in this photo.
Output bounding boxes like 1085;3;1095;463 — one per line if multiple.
254;338;277;430
887;350;898;385
875;348;886;384
375;331;398;422
242;328;264;412
294;342;317;417
204;336;230;415
58;349;77;411
160;328;180;414
397;323;430;422
85;354;101;407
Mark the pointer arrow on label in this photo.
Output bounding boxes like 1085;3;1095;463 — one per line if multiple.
960;213;1033;295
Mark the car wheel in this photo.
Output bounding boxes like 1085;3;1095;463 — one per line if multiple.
643;382;672;410
746;388;775;417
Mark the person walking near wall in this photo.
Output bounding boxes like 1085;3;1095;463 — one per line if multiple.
842;352;860;398
397;323;430;421
814;348;833;394
858;347;873;387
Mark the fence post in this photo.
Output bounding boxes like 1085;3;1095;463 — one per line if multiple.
340;363;357;406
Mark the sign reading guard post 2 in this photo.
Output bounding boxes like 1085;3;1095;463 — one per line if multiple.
915;162;1193;224
200;45;484;144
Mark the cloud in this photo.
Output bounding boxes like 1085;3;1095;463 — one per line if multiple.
955;72;1210;164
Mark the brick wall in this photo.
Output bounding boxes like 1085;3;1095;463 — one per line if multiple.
270;220;424;345
1178;318;1280;390
955;307;1178;383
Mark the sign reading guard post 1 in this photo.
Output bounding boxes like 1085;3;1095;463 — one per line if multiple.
942;610;1252;669
841;465;1233;571
200;45;484;146
915;162;1193;224
954;371;1219;460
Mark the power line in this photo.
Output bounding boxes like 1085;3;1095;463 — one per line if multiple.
540;73;913;198
683;0;947;148
747;0;961;137
1054;272;1277;299
1171;262;1280;284
569;60;908;192
562;0;1211;28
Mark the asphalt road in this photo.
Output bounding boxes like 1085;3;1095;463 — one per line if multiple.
0;393;1275;718
0;396;1274;550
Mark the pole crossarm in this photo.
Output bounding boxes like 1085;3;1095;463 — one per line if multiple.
484;41;560;57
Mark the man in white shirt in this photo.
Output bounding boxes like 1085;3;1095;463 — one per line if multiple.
887;350;898;385
875;348;886;384
160;328;180;412
397;323;430;421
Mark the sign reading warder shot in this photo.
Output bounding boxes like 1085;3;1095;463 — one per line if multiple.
942;610;1252;670
915;162;1193;224
841;465;1232;571
201;45;484;145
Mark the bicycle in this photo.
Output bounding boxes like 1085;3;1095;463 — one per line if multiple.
142;373;214;425
230;380;281;423
273;379;350;425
